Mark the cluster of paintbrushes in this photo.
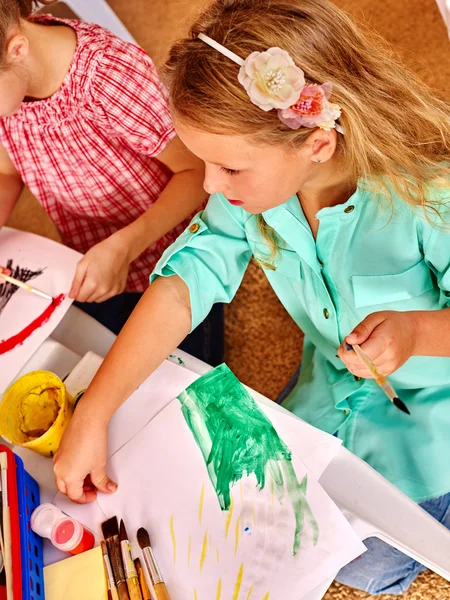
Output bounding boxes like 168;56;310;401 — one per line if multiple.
0;453;12;599
101;517;171;600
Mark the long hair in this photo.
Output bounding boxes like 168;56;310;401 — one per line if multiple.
165;0;450;258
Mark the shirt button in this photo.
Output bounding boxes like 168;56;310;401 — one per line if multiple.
354;376;362;381
344;409;349;415
189;223;200;233
344;205;355;214
323;308;329;319
318;260;324;267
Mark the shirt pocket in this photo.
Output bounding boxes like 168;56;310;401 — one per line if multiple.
352;259;435;308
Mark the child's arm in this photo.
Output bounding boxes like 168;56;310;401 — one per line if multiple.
68;137;206;303
0;143;23;228
54;274;192;503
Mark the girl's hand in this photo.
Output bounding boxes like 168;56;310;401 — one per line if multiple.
0;266;11;284
53;410;117;504
69;235;131;303
337;311;419;378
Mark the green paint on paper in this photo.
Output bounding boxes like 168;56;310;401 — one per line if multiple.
178;364;319;555
169;354;185;366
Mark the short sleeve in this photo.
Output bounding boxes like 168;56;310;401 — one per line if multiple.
150;194;253;330
92;42;176;157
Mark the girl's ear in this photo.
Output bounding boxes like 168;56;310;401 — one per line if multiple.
6;33;29;64
309;129;338;164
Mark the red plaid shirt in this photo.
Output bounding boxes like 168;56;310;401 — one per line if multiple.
0;16;194;292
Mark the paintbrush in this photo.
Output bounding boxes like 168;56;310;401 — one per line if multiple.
351;344;410;414
0;454;12;600
137;528;171;600
119;520;143;600
102;540;119;600
0;271;52;301
134;558;152;600
101;517;130;600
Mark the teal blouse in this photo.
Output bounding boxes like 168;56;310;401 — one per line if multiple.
151;184;450;502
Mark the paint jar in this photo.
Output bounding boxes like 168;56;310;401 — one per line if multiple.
30;503;65;539
50;517;95;555
0;370;74;457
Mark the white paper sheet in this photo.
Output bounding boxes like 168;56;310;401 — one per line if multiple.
57;390;364;599
0;228;81;393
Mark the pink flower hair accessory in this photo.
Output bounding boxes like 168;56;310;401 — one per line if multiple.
198;33;343;133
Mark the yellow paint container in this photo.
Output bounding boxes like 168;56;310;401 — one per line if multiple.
0;371;74;457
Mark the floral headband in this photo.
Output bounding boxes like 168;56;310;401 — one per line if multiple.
198;33;343;133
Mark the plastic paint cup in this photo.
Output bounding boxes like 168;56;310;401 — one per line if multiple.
51;517;95;555
0;370;74;457
30;503;65;539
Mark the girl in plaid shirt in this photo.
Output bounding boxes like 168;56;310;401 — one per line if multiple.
0;1;222;362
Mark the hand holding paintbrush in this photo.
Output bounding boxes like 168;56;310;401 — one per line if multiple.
348;343;410;415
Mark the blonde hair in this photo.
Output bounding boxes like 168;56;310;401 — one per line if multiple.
0;1;56;68
165;0;450;260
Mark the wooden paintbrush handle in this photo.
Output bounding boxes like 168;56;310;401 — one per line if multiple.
154;582;171;600
127;577;143;600
117;580;131;600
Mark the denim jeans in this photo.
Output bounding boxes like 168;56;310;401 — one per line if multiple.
277;366;450;594
335;493;450;594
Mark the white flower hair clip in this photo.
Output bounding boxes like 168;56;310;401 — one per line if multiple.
198;33;343;133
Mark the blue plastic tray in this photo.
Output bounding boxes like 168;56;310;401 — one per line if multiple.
15;454;44;600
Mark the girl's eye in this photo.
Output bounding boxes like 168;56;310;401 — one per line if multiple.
220;166;241;176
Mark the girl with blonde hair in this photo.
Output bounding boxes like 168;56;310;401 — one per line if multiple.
55;0;450;593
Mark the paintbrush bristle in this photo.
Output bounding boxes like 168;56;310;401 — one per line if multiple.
137;527;151;550
134;557;142;569
101;516;119;540
101;539;108;556
119;519;128;543
393;397;411;415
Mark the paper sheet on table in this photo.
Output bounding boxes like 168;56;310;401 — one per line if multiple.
44;546;107;600
0;228;81;393
55;360;342;529
57;397;365;600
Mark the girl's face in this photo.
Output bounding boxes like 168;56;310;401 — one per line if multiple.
175;118;337;214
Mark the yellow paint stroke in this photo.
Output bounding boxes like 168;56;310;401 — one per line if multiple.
198;483;205;524
194;590;198;600
225;494;234;540
170;515;177;563
215;578;222;600
187;534;192;569
216;547;220;562
262;593;270;600
252;503;257;527
245;585;254;600
232;563;244;600
270;478;275;507
234;515;241;555
199;530;208;571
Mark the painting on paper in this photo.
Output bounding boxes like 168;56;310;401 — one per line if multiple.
0;228;81;393
61;365;365;600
